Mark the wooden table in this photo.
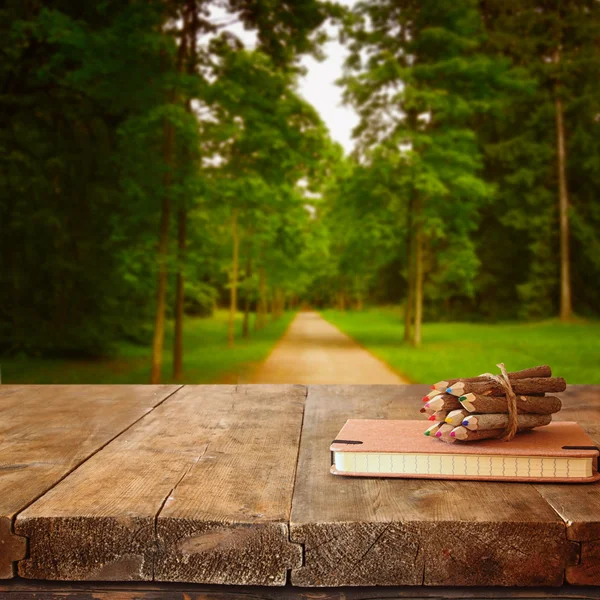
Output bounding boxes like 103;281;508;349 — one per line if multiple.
1;384;599;597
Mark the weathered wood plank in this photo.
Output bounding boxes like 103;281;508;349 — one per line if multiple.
290;384;571;587
0;384;180;579
535;387;600;542
153;385;305;585
16;385;305;585
567;540;600;586
532;386;600;585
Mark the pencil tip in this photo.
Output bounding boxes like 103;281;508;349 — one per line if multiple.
428;415;435;421
430;385;435;390
446;387;452;393
459;395;467;401
435;431;442;437
444;417;451;424
462;420;468;426
424;402;430;408
450;431;456;437
424;431;430;436
422;396;429;402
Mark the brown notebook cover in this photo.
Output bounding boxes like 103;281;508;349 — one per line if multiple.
330;420;600;483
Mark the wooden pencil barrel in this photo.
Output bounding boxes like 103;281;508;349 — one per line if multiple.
435;365;552;390
463;413;552;431
459;393;562;415
448;377;566;397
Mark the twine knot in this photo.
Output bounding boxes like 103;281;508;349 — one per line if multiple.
479;363;518;441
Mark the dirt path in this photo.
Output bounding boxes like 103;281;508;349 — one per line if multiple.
249;311;408;384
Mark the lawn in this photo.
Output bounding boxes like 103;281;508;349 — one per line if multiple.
321;307;600;384
2;310;294;384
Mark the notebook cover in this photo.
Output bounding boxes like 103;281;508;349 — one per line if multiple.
330;420;600;483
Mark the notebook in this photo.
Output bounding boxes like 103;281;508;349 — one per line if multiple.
330;420;600;483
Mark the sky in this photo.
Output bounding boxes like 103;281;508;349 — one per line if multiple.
210;1;359;155
298;22;359;155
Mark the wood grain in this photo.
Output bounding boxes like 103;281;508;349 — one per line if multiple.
532;386;600;585
452;378;566;397
0;384;180;578
460;393;562;415
568;540;600;585
290;384;571;587
15;385;305;585
154;385;305;585
436;365;552;390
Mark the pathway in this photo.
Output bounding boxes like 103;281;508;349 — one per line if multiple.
249;311;407;384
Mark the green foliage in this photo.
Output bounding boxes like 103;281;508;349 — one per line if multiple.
0;0;332;358
322;308;600;384
0;0;168;356
1;310;296;383
477;0;600;319
338;0;512;313
324;0;600;323
2;0;600;368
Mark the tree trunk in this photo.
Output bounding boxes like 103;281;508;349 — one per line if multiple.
172;206;186;380
172;2;198;378
150;119;174;384
228;208;239;348
242;254;252;338
255;266;267;330
404;252;414;342
412;224;424;347
354;276;363;311
555;80;572;320
404;226;416;342
404;171;416;342
272;289;279;320
149;11;189;384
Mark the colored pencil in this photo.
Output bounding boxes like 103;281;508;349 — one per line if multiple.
449;427;505;442
432;365;552;392
424;422;442;436
446;377;566;397
422;390;443;402
444;409;469;426
428;410;448;422
458;393;562;415
462;413;552;431
434;423;456;443
424;394;462;412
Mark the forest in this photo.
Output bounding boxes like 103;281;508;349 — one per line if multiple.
2;0;599;383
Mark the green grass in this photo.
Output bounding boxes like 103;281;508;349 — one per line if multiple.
2;310;294;384
321;307;600;384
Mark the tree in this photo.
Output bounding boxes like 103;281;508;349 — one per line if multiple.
480;0;600;321
0;0;169;356
203;47;328;346
342;0;506;344
319;151;404;310
148;0;330;377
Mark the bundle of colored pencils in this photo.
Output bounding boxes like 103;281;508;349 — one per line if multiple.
420;365;565;443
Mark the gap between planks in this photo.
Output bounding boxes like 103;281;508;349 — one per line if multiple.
2;385;184;578
285;385;310;586
288;385;586;587
8;384;599;586
15;385;308;584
